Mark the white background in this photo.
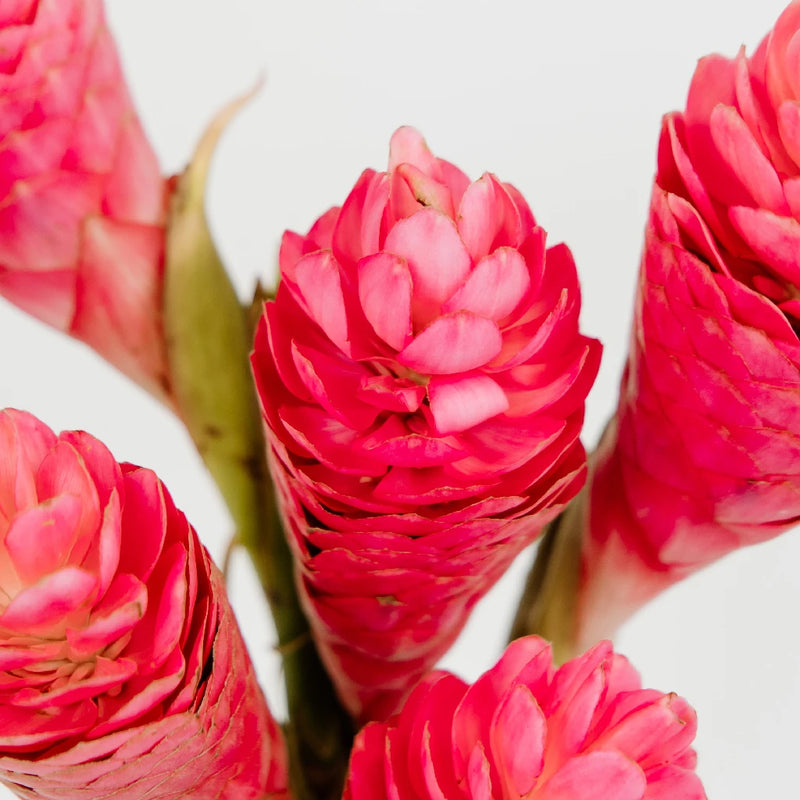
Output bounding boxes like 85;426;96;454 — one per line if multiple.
1;1;798;796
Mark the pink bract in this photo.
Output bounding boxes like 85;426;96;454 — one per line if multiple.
343;636;706;800
252;127;601;721
0;0;170;401
579;1;800;647
0;410;288;799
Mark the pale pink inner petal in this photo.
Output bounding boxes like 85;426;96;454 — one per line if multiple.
397;312;502;375
384;208;471;325
456;174;521;261
0;566;97;632
4;494;83;584
428;375;508;434
391;163;455;218
536;751;647;800
0;412;53;513
357;252;413;350
388;126;437;173
443;247;530;320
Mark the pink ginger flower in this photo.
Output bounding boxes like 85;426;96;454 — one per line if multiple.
0;0;170;401
577;1;800;647
0;409;288;799
252;127;601;721
344;636;706;800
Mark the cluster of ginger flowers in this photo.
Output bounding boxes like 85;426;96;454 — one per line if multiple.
2;0;800;798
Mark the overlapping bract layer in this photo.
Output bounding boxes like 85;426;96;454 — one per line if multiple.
0;410;288;799
253;127;600;720
344;636;706;800
0;0;169;400
581;1;800;643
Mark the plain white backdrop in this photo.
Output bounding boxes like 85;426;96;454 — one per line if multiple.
1;1;798;796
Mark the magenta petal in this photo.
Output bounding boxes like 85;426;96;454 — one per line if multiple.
125;542;187;669
384;208;471;320
397;312;502;374
291;341;380;430
357;375;426;413
357;252;413;350
428;375;508;434
443;247;530;321
0;566;97;632
294;250;351;354
709;104;787;213
360;416;466;467
279;404;387;476
118;468;167;583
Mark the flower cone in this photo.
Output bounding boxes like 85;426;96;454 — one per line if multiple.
0;0;170;401
577;1;800;647
253;127;601;721
0;409;289;799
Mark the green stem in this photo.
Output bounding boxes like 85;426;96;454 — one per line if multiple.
508;486;585;664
